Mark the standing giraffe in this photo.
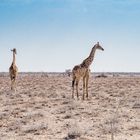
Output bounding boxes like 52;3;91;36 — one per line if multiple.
72;42;104;100
9;48;18;90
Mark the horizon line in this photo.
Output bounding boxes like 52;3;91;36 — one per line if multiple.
0;71;140;73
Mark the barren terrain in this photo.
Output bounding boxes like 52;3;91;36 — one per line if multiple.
0;73;140;140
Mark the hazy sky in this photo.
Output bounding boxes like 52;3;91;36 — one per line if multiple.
0;0;140;72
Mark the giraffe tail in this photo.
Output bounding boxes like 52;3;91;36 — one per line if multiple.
72;76;76;87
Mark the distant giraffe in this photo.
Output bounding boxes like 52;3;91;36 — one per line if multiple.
72;42;104;100
9;48;18;90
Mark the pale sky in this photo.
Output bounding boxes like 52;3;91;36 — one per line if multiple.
0;0;140;72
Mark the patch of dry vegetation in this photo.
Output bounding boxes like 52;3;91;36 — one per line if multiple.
0;73;139;139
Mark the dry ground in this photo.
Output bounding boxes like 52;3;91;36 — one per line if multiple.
0;73;140;140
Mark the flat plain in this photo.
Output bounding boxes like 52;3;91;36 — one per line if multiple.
0;73;140;140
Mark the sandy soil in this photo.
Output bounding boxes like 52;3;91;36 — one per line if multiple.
0;73;140;140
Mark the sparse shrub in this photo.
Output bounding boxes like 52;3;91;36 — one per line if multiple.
22;123;48;134
65;129;81;140
95;73;107;78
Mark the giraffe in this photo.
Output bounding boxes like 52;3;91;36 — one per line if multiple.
72;42;104;100
9;48;18;91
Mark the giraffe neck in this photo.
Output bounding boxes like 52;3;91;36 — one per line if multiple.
80;46;97;68
12;52;16;65
88;46;96;59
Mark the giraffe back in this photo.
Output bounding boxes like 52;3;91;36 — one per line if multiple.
72;65;89;78
9;64;18;79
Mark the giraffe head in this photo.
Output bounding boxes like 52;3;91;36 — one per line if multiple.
11;48;17;54
95;42;104;51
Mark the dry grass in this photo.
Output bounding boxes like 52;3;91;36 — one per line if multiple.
0;73;140;140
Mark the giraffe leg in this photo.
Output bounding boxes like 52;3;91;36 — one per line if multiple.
86;72;89;99
72;85;74;99
82;77;86;100
14;78;17;92
11;78;16;91
76;80;79;100
11;79;14;90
